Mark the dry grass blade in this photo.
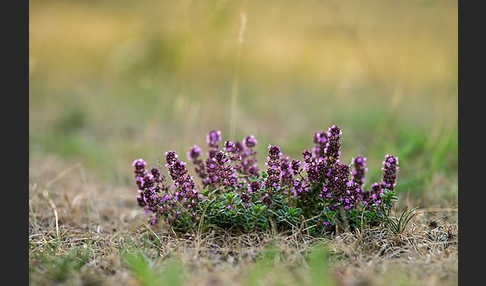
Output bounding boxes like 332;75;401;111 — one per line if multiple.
41;189;60;240
45;163;82;189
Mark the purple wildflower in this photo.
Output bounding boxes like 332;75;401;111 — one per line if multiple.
312;130;328;159
324;125;342;163
132;158;172;224
133;158;148;180
187;145;202;160
165;151;178;166
302;149;312;163
264;145;281;189
133;158;147;169
207;130;222;149
188;145;208;182
236;136;259;176
165;152;203;212
329;162;349;195
362;182;384;206
302;149;318;183
204;130;223;161
224;141;235;152
280;155;294;190
250;181;261;193
323;162;353;211
351;155;367;188
262;145;282;206
225;140;243;163
204;150;238;190
381;154;399;191
291;160;302;173
243;135;257;148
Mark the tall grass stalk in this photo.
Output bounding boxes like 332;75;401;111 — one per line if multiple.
230;11;247;139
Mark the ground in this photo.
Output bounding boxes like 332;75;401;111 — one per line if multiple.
29;155;457;286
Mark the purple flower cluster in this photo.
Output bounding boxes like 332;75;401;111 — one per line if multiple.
359;155;399;207
302;149;317;182
135;152;205;225
381;154;399;191
351;155;367;188
282;158;307;198
264;145;282;188
224;140;240;161
132;125;400;230
238;177;259;207
187;145;207;182
165;151;201;210
324;125;342;163
302;125;342;186
262;145;282;206
209;151;238;189
249;181;261;194
133;158;170;224
361;182;384;206
207;130;222;158
133;158;149;208
302;150;329;184
188;131;261;190
312;130;328;159
133;159;148;189
323;162;361;211
224;137;259;177
239;136;260;176
279;155;293;189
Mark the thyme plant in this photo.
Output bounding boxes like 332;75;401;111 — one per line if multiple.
133;125;400;235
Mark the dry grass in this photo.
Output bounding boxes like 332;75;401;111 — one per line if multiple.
29;155;457;285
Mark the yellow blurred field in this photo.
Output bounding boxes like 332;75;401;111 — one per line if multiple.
30;0;456;84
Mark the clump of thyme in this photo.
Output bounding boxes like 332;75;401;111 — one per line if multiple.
132;126;400;234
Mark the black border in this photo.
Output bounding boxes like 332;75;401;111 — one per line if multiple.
3;0;29;283
458;0;482;285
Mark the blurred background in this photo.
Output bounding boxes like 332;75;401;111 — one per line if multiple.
29;0;457;207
